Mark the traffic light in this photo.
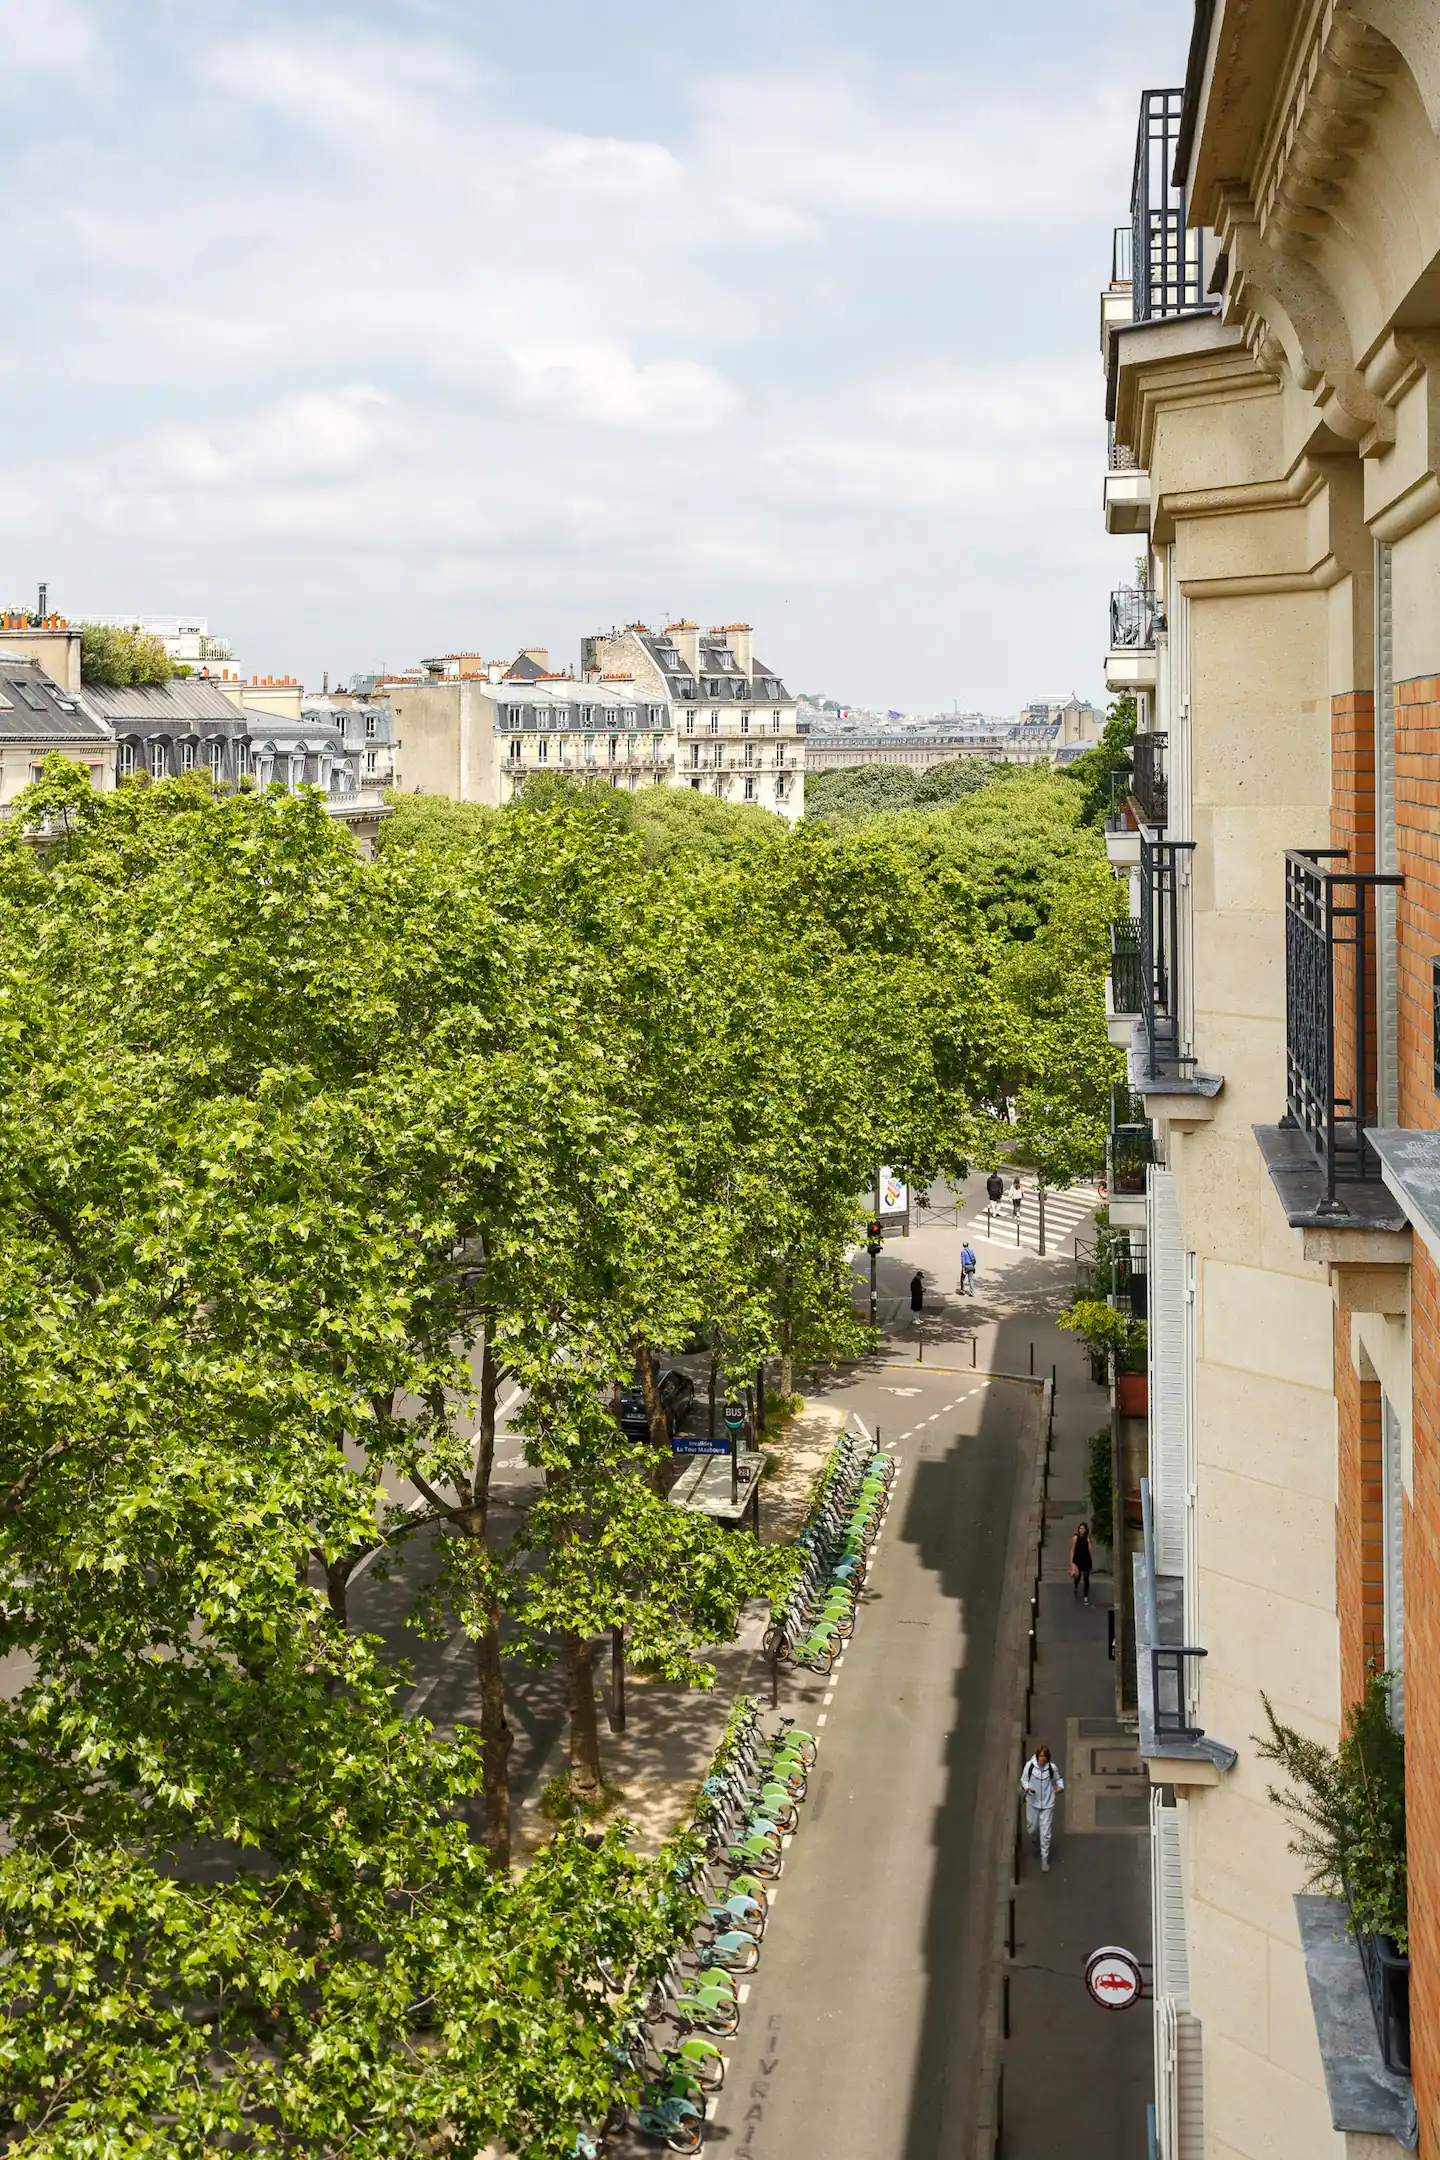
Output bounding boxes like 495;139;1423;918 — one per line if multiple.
865;1218;883;1255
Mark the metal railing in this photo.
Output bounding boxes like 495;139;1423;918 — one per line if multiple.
1141;1479;1208;1743
1109;1086;1154;1195
1108;424;1139;472
1132;732;1167;827
1350;1891;1411;2074
1104;765;1135;835
1130;89;1208;322
1140;838;1195;1078
1283;850;1402;1207
1110;917;1143;1015
1110;586;1162;648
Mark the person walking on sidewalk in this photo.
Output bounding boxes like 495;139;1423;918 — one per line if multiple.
959;1243;977;1295
1070;1520;1094;1604
909;1270;925;1316
986;1169;1004;1208
1020;1744;1065;1871
1010;1174;1024;1222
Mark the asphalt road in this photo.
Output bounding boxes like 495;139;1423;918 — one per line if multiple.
706;1361;1037;2160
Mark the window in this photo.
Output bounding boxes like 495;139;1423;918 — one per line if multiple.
118;742;136;778
776;745;787;767
709;712;719;733
181;741;197;774
690;777;701;791
1382;1394;1405;1728
685;711;695;734
743;743;754;767
29;763;44;784
508;738;522;763
776;777;788;800
772;713;781;733
236;744;249;777
13;679;45;711
650;705;664;726
289;755;305;789
689;743;700;769
85;763;101;784
365;713;377;739
743;776;756;801
537;738;549;763
580;704;594;726
583;734;595;759
209;740;224;781
149;742;167;780
740;712;750;734
365;748;378;775
608;736;618;762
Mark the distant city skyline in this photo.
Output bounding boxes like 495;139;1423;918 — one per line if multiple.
0;0;1184;708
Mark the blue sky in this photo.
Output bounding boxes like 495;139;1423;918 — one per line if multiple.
1;0;1187;709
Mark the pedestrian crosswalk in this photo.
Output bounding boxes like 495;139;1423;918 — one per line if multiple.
961;1181;1101;1253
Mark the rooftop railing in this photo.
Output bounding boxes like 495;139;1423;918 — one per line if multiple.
1129;89;1208;323
1283;849;1402;1209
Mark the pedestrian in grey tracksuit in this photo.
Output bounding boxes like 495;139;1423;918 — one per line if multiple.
1020;1745;1065;1871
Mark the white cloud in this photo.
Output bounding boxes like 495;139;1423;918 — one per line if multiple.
0;7;1155;705
0;0;95;76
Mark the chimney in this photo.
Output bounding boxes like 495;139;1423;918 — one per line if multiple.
322;669;329;693
721;622;753;679
666;620;700;676
37;581;47;622
520;646;549;672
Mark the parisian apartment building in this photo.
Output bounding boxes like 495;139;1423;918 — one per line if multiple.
389;622;805;821
1099;4;1440;2154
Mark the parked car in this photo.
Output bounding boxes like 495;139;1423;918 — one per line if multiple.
616;1368;697;1444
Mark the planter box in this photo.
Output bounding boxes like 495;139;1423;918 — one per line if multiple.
1355;1924;1411;2075
1116;1371;1148;1417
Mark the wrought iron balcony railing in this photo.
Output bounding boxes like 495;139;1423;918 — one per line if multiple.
1283;849;1402;1209
1132;731;1167;827
1110;916;1143;1015
1129;88;1209;323
1108;1086;1154;1195
1109;586;1163;648
1141;1478;1209;1744
1139;837;1195;1079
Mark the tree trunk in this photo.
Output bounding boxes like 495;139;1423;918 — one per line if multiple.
465;1337;513;1867
324;1551;356;1631
708;1344;719;1442
567;1632;603;1803
636;1342;667;1450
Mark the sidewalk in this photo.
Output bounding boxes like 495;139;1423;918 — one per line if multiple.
997;1315;1153;2158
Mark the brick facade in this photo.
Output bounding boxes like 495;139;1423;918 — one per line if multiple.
1394;676;1440;2147
1395;677;1440;1134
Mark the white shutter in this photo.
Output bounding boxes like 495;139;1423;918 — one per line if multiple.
1147;1166;1188;1574
1152;1791;1204;2160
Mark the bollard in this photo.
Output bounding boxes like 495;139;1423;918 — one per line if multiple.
1007;1899;1016;1958
1029;1342;1034;1376
972;1336;977;1368
1003;1971;1011;2040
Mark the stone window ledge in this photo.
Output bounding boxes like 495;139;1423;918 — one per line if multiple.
1366;1128;1440;1271
1132;1548;1237;1785
1295;1896;1416;2148
1254;1125;1409;1235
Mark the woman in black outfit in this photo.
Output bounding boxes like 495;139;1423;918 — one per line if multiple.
1069;1521;1094;1604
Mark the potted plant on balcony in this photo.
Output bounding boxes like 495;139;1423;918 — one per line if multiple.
1058;1299;1146;1404
1114;1320;1147;1415
1257;1670;1409;2073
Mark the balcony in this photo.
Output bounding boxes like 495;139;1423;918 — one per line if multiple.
1133;1477;1235;1785
1255;851;1404;1226
1138;837;1194;1081
1104;422;1151;535
1107;917;1143;1046
1108;1086;1153;1228
1105;586;1162;694
1131;730;1167;828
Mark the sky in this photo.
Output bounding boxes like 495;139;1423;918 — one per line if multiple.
0;0;1189;712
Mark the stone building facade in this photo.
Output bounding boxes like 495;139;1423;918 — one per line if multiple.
1097;7;1440;2153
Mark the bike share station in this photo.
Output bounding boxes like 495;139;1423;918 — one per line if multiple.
668;1397;761;1535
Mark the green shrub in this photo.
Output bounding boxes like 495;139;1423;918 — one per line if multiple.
80;623;184;687
1256;1669;1407;1950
